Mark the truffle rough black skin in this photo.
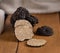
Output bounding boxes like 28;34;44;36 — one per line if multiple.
10;7;38;27
36;26;53;36
10;7;29;27
25;15;38;26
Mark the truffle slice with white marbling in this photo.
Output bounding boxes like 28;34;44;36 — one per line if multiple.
14;20;34;41
27;39;47;47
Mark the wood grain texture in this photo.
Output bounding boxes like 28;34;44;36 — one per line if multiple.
17;13;60;53
0;13;60;53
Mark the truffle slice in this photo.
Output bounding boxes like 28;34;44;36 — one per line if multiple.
15;20;34;41
27;39;47;47
14;20;32;28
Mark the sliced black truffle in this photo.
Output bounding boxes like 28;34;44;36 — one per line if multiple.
10;7;38;27
36;26;53;36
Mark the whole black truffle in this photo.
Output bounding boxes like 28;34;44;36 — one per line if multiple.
25;15;38;26
10;7;29;27
36;26;53;36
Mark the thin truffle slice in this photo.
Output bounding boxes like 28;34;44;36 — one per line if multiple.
14;20;32;28
15;20;34;41
27;39;47;47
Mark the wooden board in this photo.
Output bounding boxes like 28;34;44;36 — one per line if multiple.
17;13;60;53
0;13;60;53
0;15;18;53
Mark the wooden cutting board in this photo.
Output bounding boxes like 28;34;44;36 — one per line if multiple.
0;13;60;53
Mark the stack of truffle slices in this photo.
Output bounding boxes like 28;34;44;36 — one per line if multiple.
14;20;34;41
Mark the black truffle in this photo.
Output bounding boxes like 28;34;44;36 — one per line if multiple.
36;26;53;36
